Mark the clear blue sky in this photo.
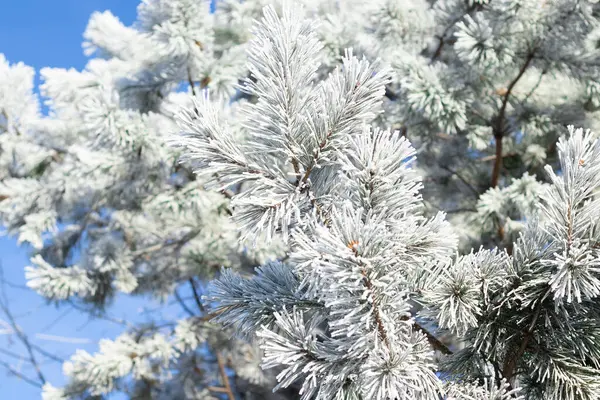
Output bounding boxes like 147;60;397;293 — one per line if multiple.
0;2;183;398
0;0;137;70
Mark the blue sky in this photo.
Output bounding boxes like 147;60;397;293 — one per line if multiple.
0;1;182;398
0;0;137;71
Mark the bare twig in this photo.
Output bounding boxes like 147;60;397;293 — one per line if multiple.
188;278;206;313
0;347;28;361
216;352;236;400
187;67;197;97
0;359;42;388
174;288;196;317
208;386;231;393
131;230;201;258
28;344;64;364
67;301;132;329
0;266;46;385
439;165;480;197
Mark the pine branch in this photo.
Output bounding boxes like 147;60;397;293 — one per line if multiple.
491;52;535;189
351;243;391;348
187;67;197;97
131;230;201;258
519;68;548;105
501;292;545;382
360;267;390;348
431;4;479;62
216;352;236;400
188;278;206;313
439;165;479;197
413;322;453;355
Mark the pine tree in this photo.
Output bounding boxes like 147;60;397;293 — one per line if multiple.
177;3;600;399
2;0;600;399
424;126;600;399
371;0;600;249
0;1;289;398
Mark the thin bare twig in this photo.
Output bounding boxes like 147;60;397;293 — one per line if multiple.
131;230;201;258
439;165;480;197
174;289;196;317
0;266;46;385
0;359;42;388
187;67;197;97
188;278;206;313
216;352;236;400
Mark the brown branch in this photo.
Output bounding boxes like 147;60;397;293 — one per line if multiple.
174;289;196;317
201;309;224;322
399;126;407;138
188;278;206;313
520;67;548;105
216;352;235;400
208;386;231;393
185;284;235;397
490;52;535;242
199;76;211;89
67;301;132;329
298;76;365;189
499;145;576;380
348;243;390;348
220;188;234;199
502;188;574;380
187;67;197;97
491;52;535;188
502;296;544;381
431;37;445;62
299;136;326;186
566;201;573;250
398;314;452;355
490;133;504;189
360;268;390;348
0;304;46;385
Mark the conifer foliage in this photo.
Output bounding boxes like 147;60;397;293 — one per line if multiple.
178;5;458;398
1;0;600;399
178;4;600;400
